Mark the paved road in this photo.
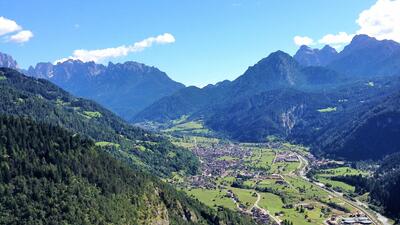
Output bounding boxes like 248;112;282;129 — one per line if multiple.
292;151;388;225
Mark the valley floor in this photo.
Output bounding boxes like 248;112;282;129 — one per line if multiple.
169;136;392;225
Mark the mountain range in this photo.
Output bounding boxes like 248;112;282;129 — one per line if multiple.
134;34;400;160
295;34;400;77
1;33;400;223
26;59;184;120
1;34;399;161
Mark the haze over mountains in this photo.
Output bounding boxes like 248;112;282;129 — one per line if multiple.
295;34;400;77
26;59;184;120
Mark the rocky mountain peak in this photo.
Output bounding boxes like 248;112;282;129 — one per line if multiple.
0;52;18;69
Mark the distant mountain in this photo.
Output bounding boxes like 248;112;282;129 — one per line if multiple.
328;34;400;77
134;51;345;123
0;52;18;69
294;45;338;66
27;59;185;120
0;115;256;225
135;42;400;160
0;67;198;176
230;51;306;95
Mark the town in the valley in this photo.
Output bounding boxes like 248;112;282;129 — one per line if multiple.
171;138;375;225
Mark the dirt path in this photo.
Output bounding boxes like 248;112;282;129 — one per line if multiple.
251;192;281;224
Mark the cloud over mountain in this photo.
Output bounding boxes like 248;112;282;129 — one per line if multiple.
55;33;175;63
295;0;400;48
357;0;400;42
318;32;354;48
293;36;314;46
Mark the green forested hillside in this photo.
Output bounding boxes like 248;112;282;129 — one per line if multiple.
369;153;400;220
0;68;198;176
0;115;256;225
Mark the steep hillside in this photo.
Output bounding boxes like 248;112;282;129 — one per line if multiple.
0;68;198;176
365;153;400;220
26;59;184;119
0;115;256;225
315;92;400;160
203;88;329;141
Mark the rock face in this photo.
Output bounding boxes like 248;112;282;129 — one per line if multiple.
294;45;338;66
27;60;185;120
0;52;18;69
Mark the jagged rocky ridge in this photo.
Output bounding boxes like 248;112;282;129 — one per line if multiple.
26;59;185;119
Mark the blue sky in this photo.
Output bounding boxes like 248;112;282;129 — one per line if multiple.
0;0;383;86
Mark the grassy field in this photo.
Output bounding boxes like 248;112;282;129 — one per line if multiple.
316;177;355;192
271;162;299;174
186;188;237;210
164;120;212;135
318;167;368;177
259;192;326;225
83;111;102;118
230;187;258;209
245;148;275;170
317;107;337;113
217;155;238;161
95;141;120;148
171;135;220;149
314;166;368;193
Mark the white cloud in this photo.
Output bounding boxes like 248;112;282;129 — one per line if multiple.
356;0;400;42
297;0;400;49
55;33;175;64
293;36;314;46
9;30;34;43
0;16;33;43
0;16;21;36
318;32;355;47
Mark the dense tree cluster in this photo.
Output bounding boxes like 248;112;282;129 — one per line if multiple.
369;153;400;221
0;115;256;225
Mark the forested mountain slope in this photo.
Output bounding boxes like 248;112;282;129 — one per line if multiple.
369;152;400;220
134;51;345;123
0;115;256;225
0;67;198;176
